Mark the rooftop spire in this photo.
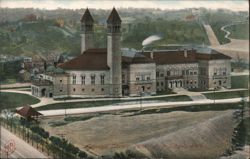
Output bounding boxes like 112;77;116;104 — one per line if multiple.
107;7;121;24
81;8;94;23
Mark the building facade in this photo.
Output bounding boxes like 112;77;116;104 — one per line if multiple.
31;8;231;99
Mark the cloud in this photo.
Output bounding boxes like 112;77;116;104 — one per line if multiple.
0;0;248;11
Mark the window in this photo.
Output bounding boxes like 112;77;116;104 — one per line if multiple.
186;70;189;75
72;75;76;84
100;75;105;85
223;68;227;75
81;75;85;85
101;88;104;91
161;82;164;86
60;79;62;83
136;77;140;81
160;73;164;77
82;88;85;91
73;88;76;92
60;90;62;92
91;75;95;85
194;71;197;75
147;76;150;81
157;82;159;86
190;71;193;75
156;71;159;77
147;87;151;90
142;75;145;81
182;70;185;76
122;74;125;83
167;71;171;76
91;89;95;92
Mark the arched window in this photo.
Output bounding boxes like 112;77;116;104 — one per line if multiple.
81;75;85;85
100;74;105;85
72;74;76;84
91;74;95;85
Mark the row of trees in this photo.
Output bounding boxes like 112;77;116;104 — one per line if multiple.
2;117;91;159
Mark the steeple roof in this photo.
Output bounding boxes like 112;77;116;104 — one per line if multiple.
107;8;122;24
81;8;94;23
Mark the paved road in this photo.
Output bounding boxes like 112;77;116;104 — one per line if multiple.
38;97;249;117
0;127;47;158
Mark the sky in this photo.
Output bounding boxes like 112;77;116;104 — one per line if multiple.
0;0;249;11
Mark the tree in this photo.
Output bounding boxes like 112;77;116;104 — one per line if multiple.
78;151;87;159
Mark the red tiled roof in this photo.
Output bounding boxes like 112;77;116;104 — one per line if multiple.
107;8;122;24
195;50;232;60
143;50;197;64
122;53;154;64
59;48;110;70
143;49;231;65
16;105;42;118
81;8;94;23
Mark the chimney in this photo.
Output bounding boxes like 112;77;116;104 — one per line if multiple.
184;49;188;58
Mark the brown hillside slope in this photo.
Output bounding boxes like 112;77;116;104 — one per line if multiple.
133;110;236;159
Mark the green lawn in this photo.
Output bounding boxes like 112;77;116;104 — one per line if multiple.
36;95;191;111
0;92;40;110
227;22;249;40
231;75;249;89
203;90;249;100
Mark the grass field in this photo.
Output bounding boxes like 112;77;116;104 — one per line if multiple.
40;109;237;158
36;95;191;111
231;75;249;89
0;92;40;109
203;90;249;100
227;22;249;40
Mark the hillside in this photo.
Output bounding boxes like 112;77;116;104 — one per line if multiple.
0;20;80;56
132;110;236;159
41;110;238;158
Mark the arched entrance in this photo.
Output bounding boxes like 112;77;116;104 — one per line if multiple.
41;88;46;97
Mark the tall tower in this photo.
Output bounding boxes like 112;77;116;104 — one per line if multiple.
80;8;94;53
107;8;122;97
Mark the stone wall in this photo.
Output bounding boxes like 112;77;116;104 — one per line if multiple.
65;70;111;97
156;63;199;91
128;63;156;96
198;59;231;90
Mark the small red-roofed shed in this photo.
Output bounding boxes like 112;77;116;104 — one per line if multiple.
16;105;42;121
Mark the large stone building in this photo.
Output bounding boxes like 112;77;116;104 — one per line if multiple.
31;8;231;98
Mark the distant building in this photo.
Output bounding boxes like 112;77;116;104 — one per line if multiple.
31;8;231;98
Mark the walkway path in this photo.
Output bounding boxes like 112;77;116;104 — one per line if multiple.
173;87;207;101
203;24;220;46
205;21;249;61
0;82;31;89
1;88;248;108
38;97;249;117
